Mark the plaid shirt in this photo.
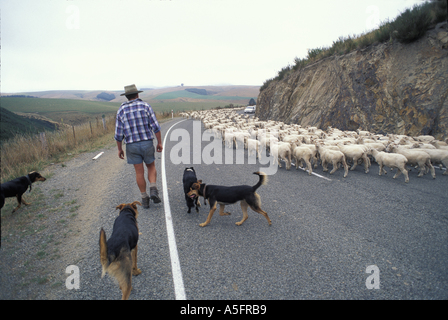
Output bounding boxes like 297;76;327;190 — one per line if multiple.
114;98;161;144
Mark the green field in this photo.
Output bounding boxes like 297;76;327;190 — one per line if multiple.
0;107;60;141
1;97;121;126
0;97;236;141
1;97;120;114
0;96;243;138
0;96;234;118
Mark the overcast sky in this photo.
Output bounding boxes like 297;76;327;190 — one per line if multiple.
1;0;424;93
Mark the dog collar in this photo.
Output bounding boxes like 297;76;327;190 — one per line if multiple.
26;174;32;192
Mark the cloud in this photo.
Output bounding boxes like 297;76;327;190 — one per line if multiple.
1;0;423;92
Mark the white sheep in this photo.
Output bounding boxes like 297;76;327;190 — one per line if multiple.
411;142;436;149
245;138;261;159
430;140;448;150
357;129;371;137
388;144;435;178
370;148;409;183
337;143;370;173
415;135;435;143
270;142;292;170
282;134;303;144
316;144;348;177
233;131;250;149
259;133;278;151
223;131;235;148
293;139;319;168
410;147;448;175
356;137;386;152
291;142;313;175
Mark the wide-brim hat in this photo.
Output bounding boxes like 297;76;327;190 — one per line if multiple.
120;84;143;96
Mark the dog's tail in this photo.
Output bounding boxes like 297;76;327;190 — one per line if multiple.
99;228;109;278
252;171;268;191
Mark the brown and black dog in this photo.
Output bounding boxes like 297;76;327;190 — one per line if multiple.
187;171;271;227
99;201;142;300
0;171;46;213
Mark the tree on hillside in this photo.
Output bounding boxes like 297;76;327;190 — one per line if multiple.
97;92;115;101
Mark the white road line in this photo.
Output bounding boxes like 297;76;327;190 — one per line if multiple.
292;163;332;181
161;119;187;300
92;152;104;160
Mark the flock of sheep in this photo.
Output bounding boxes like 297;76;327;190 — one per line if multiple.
179;109;448;182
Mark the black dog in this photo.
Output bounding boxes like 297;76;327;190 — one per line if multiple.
99;201;142;300
183;167;203;213
0;171;46;213
187;171;271;227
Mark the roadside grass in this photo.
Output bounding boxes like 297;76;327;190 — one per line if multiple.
0;183;83;296
0;99;184;237
0;96;234;184
0;98;191;297
0;110;179;183
0;116;117;183
0;97;120;126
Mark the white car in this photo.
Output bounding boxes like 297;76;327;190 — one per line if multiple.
244;106;255;114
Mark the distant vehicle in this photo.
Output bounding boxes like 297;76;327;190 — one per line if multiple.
244;106;256;114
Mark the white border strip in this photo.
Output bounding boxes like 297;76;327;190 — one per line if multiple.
292;163;332;181
92;152;104;160
161;119;187;300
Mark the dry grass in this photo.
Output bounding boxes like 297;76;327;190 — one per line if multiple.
1;112;177;183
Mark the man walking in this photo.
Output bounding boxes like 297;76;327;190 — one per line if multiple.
115;84;163;208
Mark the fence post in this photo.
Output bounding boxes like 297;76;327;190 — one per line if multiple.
90;121;93;136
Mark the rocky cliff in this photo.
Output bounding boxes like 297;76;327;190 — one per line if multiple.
257;25;448;139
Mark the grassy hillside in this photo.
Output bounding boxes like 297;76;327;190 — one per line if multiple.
0;86;258;141
0;107;58;141
0;95;230;143
153;90;255;101
0;89;247;180
1;97;120;126
1;94;247;126
7;85;260;104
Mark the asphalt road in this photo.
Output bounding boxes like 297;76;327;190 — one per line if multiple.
158;118;448;300
52;117;447;303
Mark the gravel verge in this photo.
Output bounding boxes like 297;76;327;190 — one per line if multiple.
0;119;174;299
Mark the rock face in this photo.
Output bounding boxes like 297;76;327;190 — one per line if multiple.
257;27;448;139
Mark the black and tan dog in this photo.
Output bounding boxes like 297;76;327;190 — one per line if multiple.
99;201;142;300
187;171;271;227
183;167;203;213
0;171;46;213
